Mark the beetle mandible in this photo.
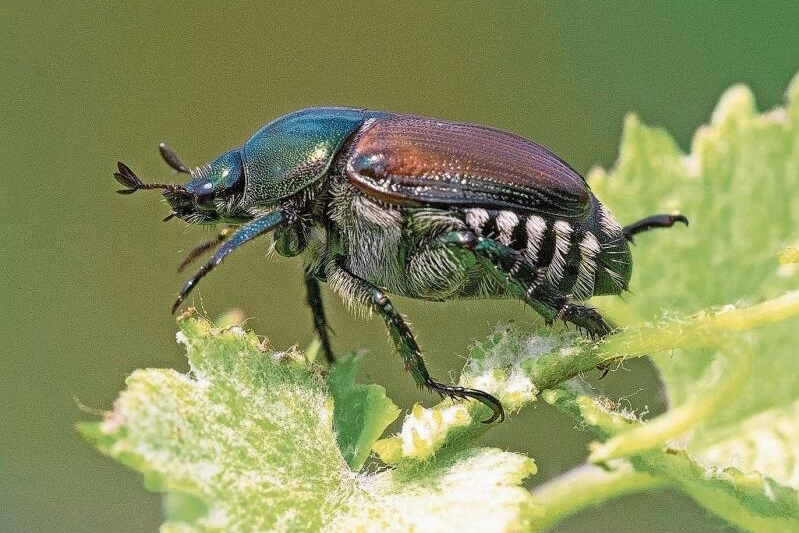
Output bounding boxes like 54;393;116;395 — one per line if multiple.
114;107;688;423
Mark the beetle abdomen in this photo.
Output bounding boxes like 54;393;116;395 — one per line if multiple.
326;176;630;303
461;202;630;300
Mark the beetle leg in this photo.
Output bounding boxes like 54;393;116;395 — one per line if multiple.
326;261;504;423
178;227;235;272
440;231;614;338
545;291;613;338
622;213;688;243
304;273;335;363
172;211;286;313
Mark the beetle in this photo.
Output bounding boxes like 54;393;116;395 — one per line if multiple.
114;106;687;423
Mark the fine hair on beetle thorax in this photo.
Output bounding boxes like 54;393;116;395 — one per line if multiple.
326;179;413;294
324;179;482;299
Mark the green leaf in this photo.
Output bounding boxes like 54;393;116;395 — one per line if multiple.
80;314;537;532
590;76;799;421
327;353;400;471
569;72;799;530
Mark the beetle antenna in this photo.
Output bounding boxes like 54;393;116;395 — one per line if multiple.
159;142;192;174
114;161;187;195
622;213;688;243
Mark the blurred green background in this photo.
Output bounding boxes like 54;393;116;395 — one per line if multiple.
3;3;798;532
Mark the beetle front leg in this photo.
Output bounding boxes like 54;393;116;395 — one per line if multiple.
326;262;504;423
440;231;613;338
304;273;335;364
173;211;286;313
178;227;235;272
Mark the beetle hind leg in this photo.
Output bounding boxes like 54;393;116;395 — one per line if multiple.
326;261;505;423
439;231;614;338
622;213;688;243
550;298;613;338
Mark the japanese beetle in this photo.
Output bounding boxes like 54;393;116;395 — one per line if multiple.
114;107;687;423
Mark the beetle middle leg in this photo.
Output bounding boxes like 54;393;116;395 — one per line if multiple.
326;261;505;423
439;231;613;338
304;273;335;364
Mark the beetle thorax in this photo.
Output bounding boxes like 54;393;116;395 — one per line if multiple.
325;178;409;293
